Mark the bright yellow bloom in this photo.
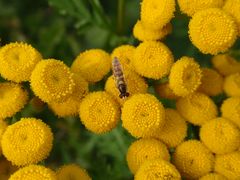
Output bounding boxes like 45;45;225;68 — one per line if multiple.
154;82;179;100
0;158;18;180
199;173;227;180
141;0;175;30
133;41;174;79
0;120;7;155
200;118;240;154
173;140;214;179
211;54;240;76
30;59;75;103
133;20;172;41
177;0;224;16
0;82;28;119
30;96;45;112
169;56;202;97
154;109;187;148
57;164;91;180
0;42;42;82
49;73;88;117
79;92;120;134
223;73;240;97
221;97;240;128
176;92;217;125
71;49;111;83
189;8;238;55
198;68;223;96
215;151;240;179
1;118;53;166
105;69;148;105
111;45;135;71
121;94;165;138
126;138;170;174
223;0;240;35
9;165;56;180
135;159;181;180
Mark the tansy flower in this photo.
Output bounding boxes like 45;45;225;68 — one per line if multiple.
154;109;187;148
71;49;111;83
221;97;240;128
105;69;148;105
1;118;53;166
173;140;214;179
30;59;75;103
0;42;42;82
223;0;240;35
215;151;240;179
141;0;175;30
154;82;179;100
0;158;18;180
177;0;224;17
126;138;170;174
79;92;120;134
169;56;202;97
121;94;165;138
198;68;223;96
57;164;91;180
0;120;7;155
111;45;135;71
211;54;240;76
0;82;28;119
199;173;227;180
30;96;45;112
200;118;240;154
135;159;181;180
132;41;174;79
49;73;88;117
176;92;217;125
223;73;240;97
189;8;238;55
133;20;172;41
9;165;56;180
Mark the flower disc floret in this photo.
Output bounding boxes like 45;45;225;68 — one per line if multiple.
0;120;7;154
223;73;240;97
199;173;227;180
1;118;53;166
0;42;42;82
189;8;238;55
79;91;120;134
121;94;165;138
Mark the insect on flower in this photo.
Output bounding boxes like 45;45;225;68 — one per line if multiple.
112;57;129;98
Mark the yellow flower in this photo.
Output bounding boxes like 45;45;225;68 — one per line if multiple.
200;117;240;154
0;42;42;82
173;140;214;179
198;68;223;96
30;96;45;112
49;73;88;117
71;49;111;83
111;44;135;71
79;91;120;134
0;158;18;180
30;59;75;103
154;109;187;148
154;82;179;100
215;151;240;179
126;138;170;174
0;120;7;155
199;173;227;180
105;69;148;105
135;159;181;180
223;73;240;97
223;0;240;35
141;0;175;30
0;82;28;119
57;164;91;180
132;41;174;79
121;94;165;138
177;0;224;16
169;56;202;97
221;97;240;128
9;165;56;180
1;118;53;166
211;54;240;76
176;92;217;125
133;20;172;41
189;8;238;55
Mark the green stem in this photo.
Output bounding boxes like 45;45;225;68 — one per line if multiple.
117;0;125;34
